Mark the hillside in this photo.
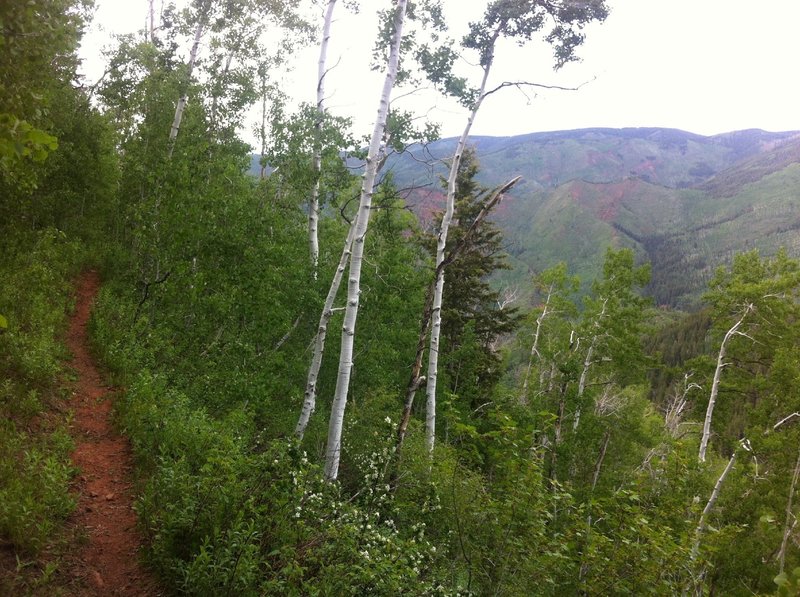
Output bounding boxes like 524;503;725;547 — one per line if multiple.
388;128;800;307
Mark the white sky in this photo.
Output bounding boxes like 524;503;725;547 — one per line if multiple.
80;0;800;146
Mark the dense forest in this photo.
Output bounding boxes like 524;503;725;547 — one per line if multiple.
3;1;800;595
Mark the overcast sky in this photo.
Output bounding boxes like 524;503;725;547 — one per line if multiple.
80;0;800;145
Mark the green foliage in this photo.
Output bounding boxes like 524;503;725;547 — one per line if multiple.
116;374;447;594
0;0;91;189
0;228;82;556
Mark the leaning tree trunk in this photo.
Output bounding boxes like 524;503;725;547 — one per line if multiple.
309;0;338;276
425;29;500;456
698;305;752;463
168;9;207;157
573;297;607;432
687;450;738;595
295;217;355;439
520;283;553;403
323;0;408;481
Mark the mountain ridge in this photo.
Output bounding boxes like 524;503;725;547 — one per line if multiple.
385;127;800;308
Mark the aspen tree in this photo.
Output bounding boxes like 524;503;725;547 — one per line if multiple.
323;0;409;481
422;0;609;454
308;0;338;275
698;304;752;463
168;0;211;156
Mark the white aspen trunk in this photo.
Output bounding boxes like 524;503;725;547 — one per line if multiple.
295;217;355;439
591;429;611;491
168;11;206;157
687;450;737;595
698;305;752;463
323;0;408;481
573;298;607;432
309;0;338;276
148;0;156;42
520;284;553;403
259;75;268;180
425;31;500;456
778;443;800;574
572;342;594;432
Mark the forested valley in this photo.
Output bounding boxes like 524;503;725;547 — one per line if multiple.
4;1;800;595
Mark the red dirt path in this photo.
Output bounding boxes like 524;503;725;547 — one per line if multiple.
65;271;160;596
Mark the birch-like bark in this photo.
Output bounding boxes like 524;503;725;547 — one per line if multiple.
425;29;501;456
168;7;207;157
573;298;607;432
698;305;752;463
323;0;408;481
397;283;434;446
688;450;737;594
295;218;355;439
148;0;156;43
520;283;553;403
778;443;800;575
308;0;338;276
591;430;611;492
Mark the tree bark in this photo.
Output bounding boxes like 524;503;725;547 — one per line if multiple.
698;305;752;463
573;297;607;433
591;429;611;491
148;0;157;43
688;450;737;593
295;218;355;439
168;7;208;157
323;0;408;481
425;29;501;456
309;0;338;276
520;283;553;403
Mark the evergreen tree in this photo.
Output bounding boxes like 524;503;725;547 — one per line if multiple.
434;147;521;412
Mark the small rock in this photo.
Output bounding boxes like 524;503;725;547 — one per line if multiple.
105;493;115;501
91;570;104;588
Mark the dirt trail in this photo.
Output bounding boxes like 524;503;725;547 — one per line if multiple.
66;271;159;596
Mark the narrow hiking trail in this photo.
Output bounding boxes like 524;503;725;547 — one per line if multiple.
66;271;159;596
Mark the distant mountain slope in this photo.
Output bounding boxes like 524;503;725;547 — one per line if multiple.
386;127;799;193
390;128;800;308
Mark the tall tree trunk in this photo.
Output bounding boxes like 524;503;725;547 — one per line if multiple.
520;283;553;403
699;305;752;462
308;0;338;277
425;29;501;456
148;0;157;42
295;217;355;439
168;7;207;157
687;451;737;594
397;282;435;446
573;298;607;433
259;74;268;180
591;429;611;491
323;0;408;481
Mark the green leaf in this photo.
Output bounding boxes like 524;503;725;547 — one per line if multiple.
0;314;7;329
